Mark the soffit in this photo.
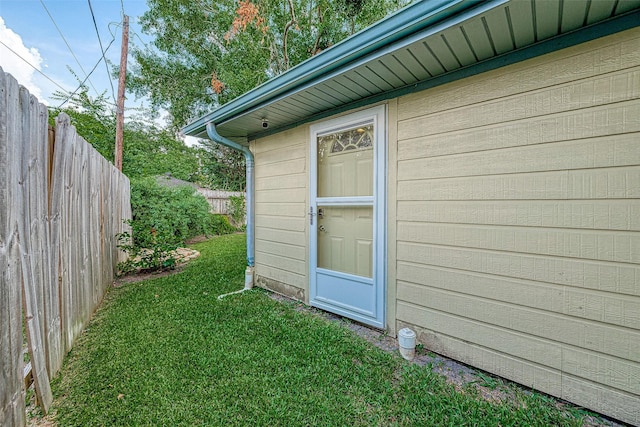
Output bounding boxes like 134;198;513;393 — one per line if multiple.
184;0;640;141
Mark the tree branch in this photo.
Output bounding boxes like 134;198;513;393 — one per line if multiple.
282;0;297;69
311;5;324;55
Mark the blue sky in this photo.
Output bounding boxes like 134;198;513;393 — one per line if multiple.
0;0;151;110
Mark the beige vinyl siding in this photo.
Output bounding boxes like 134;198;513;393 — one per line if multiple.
253;126;309;299
394;27;640;425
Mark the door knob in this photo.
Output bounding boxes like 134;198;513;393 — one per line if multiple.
319;225;326;232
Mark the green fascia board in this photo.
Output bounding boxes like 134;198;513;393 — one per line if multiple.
182;0;486;136
249;9;640;140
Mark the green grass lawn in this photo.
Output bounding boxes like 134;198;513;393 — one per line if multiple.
49;234;590;426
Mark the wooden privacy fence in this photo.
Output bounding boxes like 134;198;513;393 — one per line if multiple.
196;189;245;216
0;68;131;426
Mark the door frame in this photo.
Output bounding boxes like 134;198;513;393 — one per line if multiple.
309;105;387;328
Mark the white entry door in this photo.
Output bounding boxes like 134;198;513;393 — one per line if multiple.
309;105;386;328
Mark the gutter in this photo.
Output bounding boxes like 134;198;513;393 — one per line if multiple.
182;0;479;138
205;122;255;298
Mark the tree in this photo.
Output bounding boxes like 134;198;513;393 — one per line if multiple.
49;84;205;183
129;0;411;129
198;140;246;191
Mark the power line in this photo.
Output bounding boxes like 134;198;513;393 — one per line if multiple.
57;36;117;109
87;0;116;104
39;0;100;97
0;39;68;92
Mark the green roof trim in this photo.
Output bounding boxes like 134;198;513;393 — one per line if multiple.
182;0;489;136
248;8;640;140
183;0;640;140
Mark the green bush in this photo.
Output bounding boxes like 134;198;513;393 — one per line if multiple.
208;214;237;235
227;194;246;228
128;178;217;248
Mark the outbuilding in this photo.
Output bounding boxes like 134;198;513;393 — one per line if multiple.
184;0;640;423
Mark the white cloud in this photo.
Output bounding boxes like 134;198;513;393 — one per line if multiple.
184;136;201;147
0;16;46;101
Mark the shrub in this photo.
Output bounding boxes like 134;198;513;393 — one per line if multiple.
208;214;237;235
116;179;239;275
228;194;246;229
128;178;215;248
116;231;178;276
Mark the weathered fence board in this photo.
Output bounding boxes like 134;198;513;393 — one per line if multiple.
18;86;53;412
0;68;131;426
197;188;245;216
0;66;27;427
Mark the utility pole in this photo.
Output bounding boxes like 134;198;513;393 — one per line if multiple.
115;14;129;171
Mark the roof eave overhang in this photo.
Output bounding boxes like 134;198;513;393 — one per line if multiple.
247;8;640;140
182;0;490;138
183;0;640;141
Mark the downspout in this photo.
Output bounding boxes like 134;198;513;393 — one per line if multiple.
205;122;255;299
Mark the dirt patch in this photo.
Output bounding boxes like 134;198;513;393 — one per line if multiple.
114;266;184;286
185;235;211;244
113;247;200;286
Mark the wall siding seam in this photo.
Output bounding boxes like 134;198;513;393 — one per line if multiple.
255;251;306;269
256;209;306;219
397;127;640;164
255;230;306;246
396;199;640;232
398;314;640;399
255;157;307;168
396;300;640;363
255;212;306;219
396;293;640;364
396;168;640;200
396;276;640;330
255;149;306;163
396;285;640;334
397;300;640;368
398;309;563;364
396;162;640;182
255;170;307;179
255;242;306;256
396;259;640;300
256;213;307;221
255;224;306;234
394;238;640;265
397;116;640;160
396;218;640;234
256;267;306;288
397;68;640;131
396;241;640;297
397;31;640;121
397;163;640;181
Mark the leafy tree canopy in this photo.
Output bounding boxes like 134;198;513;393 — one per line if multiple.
49;85;204;184
129;0;411;129
198;140;246;191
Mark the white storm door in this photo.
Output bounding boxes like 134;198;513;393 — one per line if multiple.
309;105;386;329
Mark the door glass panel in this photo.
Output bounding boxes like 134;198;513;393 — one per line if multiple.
317;124;374;197
317;205;373;278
